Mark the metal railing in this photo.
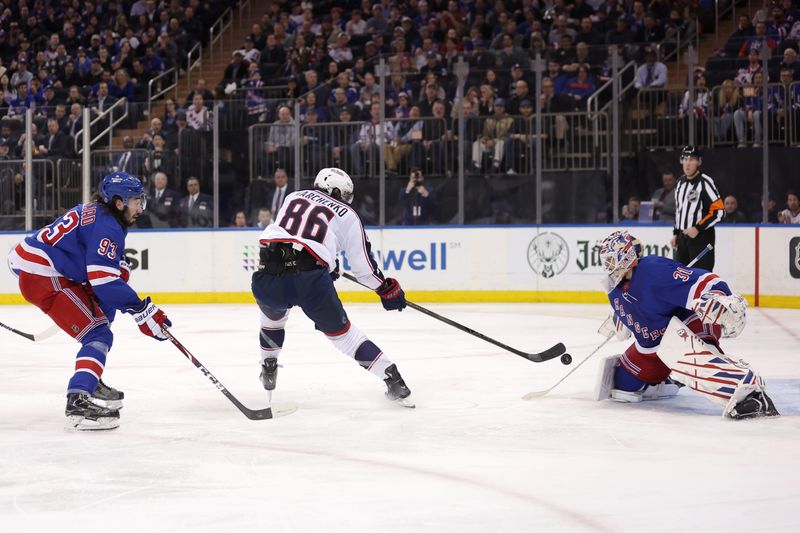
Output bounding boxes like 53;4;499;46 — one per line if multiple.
74;97;129;154
148;68;178;119
238;0;252;31
209;7;234;63
186;42;203;91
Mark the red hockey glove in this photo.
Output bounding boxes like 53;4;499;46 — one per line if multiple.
376;278;406;311
129;297;172;341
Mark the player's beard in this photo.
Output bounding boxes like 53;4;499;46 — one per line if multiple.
122;207;138;227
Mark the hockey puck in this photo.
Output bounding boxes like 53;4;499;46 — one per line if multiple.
560;353;572;365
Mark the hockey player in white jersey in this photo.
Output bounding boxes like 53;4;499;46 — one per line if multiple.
251;168;414;407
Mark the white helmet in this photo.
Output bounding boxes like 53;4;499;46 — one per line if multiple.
313;167;354;204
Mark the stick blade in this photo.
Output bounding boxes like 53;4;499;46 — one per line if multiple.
521;390;549;400
525;342;566;362
244;401;299;420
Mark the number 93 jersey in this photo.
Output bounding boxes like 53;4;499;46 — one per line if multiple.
8;202;142;314
259;190;385;290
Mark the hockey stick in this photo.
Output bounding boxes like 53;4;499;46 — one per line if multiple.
164;329;297;420
342;272;566;363
522;243;714;400
0;321;61;342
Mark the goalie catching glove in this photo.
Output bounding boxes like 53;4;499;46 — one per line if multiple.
376;278;406;311
689;293;747;338
128;297;172;340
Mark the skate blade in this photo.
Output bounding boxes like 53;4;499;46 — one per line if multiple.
392;395;416;409
271;401;298;418
65;415;120;431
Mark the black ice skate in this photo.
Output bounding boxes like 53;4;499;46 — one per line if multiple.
727;390;780;420
92;379;124;410
65;393;120;431
383;364;415;408
260;358;279;391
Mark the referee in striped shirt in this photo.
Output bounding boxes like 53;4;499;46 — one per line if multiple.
671;146;723;271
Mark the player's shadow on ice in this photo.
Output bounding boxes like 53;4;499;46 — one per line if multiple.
629;379;800;416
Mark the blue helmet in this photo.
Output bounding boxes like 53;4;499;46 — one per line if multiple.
100;172;144;206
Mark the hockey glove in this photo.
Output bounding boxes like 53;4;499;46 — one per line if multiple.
129;297;172;341
376;278;406;311
597;312;632;341
690;293;747;338
330;259;340;282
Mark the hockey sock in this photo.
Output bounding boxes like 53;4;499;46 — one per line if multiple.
260;309;289;362
614;365;647;392
326;322;393;379
67;340;108;395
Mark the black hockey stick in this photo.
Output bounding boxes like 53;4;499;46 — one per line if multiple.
0;321;60;342
164;329;297;420
342;272;566;363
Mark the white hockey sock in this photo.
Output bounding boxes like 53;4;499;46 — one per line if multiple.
260;309;289;363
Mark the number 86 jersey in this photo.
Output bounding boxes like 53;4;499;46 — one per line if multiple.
7;202;142;315
259;190;386;290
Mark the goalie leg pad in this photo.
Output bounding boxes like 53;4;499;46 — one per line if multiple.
658;317;772;416
593;354;621;401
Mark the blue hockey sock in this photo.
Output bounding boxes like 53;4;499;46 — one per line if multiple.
614;364;647;392
67;341;108;395
260;328;285;362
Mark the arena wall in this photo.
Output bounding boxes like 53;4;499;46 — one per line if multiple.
1;226;798;308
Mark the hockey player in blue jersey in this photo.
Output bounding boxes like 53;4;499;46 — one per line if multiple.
7;172;172;430
594;230;778;419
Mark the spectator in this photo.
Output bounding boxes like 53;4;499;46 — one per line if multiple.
478;83;496;116
264;106;296;175
162;98;179;134
330;108;359;170
507;80;531;115
223;51;248;86
712;80;741;143
230;210;249;228
472;99;513;172
186;93;213;131
503;99;535;174
734;70;767;147
142;46;165;74
607;15;635;46
1;75;14;105
564;64;596;108
10;59;33;89
634;48;668;90
778;191;800;223
38;118;73;159
352;102;394;176
111;136;144;175
268;168;293;216
400;169;437;225
545;60;569;94
346;9;368;36
8;81;35;117
576;17;604;47
735;48;763;86
137;117;166;149
779;48;799;79
722;15;754;57
255;207;273;228
540;78;574;142
636;14;666;45
64;103;84;138
184;79;215;109
155;32;178;70
89;81;117;116
548;15;577;47
239;36;260;66
738;21;777;57
651;171;678;223
721;195;748;223
755;192;780;223
621;196;641;223
179;176;213;228
496;33;527;67
145;170;180;228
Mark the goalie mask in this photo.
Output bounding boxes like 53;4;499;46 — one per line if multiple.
314;167;354;204
599;230;642;292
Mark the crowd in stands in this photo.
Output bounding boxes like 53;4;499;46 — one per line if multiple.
0;0;798;227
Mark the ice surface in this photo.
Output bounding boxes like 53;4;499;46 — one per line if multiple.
1;303;798;532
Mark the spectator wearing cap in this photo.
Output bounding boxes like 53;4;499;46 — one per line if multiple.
366;4;387;36
504;99;536;174
419;50;442;78
10;59;33;89
472;98;513;172
634;47;667;89
328;32;354;65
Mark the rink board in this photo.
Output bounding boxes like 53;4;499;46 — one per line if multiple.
0;225;797;307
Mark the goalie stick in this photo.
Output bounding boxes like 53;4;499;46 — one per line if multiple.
164;329;297;421
522;243;714;399
0;321;60;342
342;272;566;363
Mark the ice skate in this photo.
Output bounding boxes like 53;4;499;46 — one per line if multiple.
65;393;120;431
383;364;415;408
727;390;780;420
611;381;682;403
260;358;279;391
92;379;124;410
